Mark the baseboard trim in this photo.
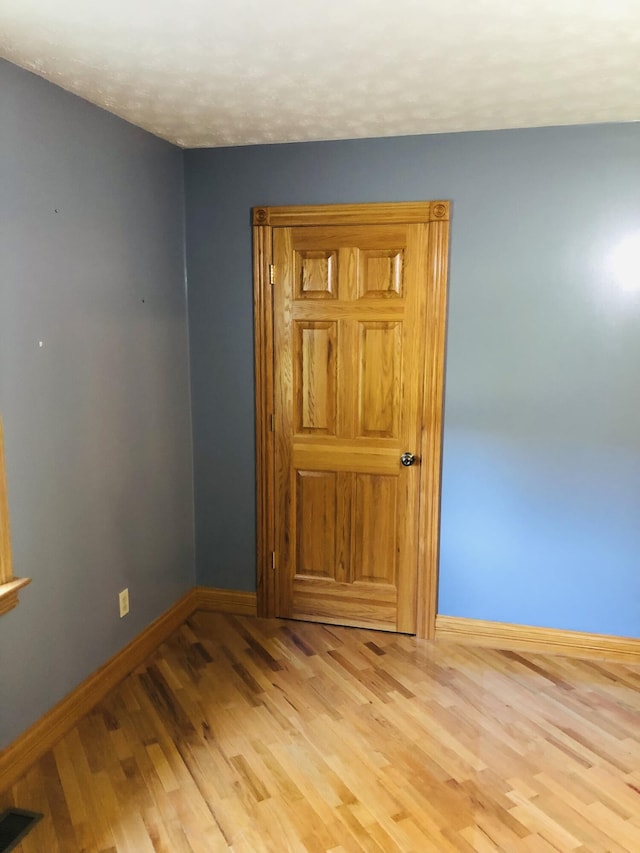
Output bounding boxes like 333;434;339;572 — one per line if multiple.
8;594;637;792
0;588;199;793
194;586;257;616
435;615;640;662
0;586;260;792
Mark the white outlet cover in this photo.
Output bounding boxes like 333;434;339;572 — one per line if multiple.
119;588;129;617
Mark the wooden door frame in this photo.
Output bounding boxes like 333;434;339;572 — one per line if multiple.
252;201;451;639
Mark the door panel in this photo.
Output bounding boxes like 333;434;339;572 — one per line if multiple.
295;471;338;578
254;202;450;638
358;249;404;298
294;321;337;434
357;321;402;439
294;249;337;299
352;474;398;585
274;220;429;632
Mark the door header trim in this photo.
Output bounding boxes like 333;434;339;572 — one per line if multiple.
253;201;450;227
252;201;451;638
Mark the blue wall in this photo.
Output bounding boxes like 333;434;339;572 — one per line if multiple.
0;60;195;748
185;124;640;637
3;58;638;756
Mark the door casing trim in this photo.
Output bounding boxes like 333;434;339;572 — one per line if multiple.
252;201;451;638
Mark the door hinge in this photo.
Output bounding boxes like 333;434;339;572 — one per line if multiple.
270;413;275;432
271;552;276;570
269;264;275;286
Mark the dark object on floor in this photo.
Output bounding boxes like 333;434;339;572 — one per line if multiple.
0;808;43;852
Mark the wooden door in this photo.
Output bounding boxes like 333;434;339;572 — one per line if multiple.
254;203;450;636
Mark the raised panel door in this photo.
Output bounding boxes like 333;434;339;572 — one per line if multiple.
273;221;429;632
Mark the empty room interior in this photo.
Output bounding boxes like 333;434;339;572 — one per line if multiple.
2;1;640;850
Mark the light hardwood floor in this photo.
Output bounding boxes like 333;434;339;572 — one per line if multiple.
3;612;640;851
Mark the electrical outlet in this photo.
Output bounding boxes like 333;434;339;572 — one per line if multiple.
118;588;129;618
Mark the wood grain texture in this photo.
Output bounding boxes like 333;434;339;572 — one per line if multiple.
415;216;450;640
253;201;450;226
253;224;276;618
352;474;397;584
436;614;640;662
295;321;337;434
294;249;337;299
272;217;441;635
295;471;338;578
357;321;401;438
359;248;403;298
4;611;640;852
291;578;397;631
255;203;450;638
195;587;258;616
0;588;258;792
0;589;199;792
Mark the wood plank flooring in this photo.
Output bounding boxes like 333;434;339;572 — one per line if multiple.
3;612;640;851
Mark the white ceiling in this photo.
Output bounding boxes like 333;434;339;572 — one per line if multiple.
2;0;640;149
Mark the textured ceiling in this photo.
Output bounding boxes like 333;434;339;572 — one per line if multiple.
2;0;640;148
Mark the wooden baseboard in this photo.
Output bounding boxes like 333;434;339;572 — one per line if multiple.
0;586;260;792
194;586;257;616
8;588;637;794
435;615;640;662
0;588;199;793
